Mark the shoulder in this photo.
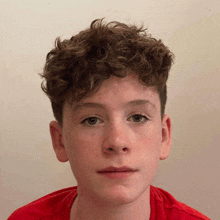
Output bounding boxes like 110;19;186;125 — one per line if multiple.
150;185;210;220
8;186;77;220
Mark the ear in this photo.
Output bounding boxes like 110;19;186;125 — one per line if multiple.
49;121;69;162
160;114;172;160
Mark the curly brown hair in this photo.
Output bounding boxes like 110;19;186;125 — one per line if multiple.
41;19;174;125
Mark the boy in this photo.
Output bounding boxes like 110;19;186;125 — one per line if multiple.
8;19;210;220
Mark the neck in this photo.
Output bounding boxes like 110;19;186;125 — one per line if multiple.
70;187;151;220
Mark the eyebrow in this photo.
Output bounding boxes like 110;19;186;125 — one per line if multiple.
72;99;156;112
72;102;106;112
126;99;156;109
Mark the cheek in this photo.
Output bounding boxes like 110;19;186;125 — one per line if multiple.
136;125;162;164
63;129;101;164
64;133;100;181
141;124;162;147
137;134;161;176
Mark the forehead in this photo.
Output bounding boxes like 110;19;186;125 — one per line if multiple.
65;73;160;112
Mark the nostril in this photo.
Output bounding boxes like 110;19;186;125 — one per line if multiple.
105;147;129;154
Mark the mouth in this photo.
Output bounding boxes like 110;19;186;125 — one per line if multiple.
97;166;137;179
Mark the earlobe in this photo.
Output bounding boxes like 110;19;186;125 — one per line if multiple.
49;121;69;162
160;114;172;160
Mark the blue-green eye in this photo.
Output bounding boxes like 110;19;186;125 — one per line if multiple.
81;117;102;126
129;114;148;123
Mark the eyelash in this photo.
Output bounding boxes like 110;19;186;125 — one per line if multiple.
81;114;148;126
129;114;148;123
81;117;103;126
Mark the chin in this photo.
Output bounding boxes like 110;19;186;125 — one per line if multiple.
97;184;149;206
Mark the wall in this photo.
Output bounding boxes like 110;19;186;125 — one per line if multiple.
1;0;219;219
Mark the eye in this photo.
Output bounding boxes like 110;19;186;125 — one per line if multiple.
81;117;102;126
129;114;148;123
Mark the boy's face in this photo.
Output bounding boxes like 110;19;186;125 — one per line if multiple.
50;73;172;205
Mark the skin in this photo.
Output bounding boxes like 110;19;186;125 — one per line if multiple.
50;73;172;220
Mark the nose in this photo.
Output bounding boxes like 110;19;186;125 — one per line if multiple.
102;122;131;155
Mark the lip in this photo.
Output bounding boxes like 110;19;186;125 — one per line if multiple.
97;166;137;179
98;166;136;172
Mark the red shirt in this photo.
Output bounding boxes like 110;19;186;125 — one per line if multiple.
8;185;210;220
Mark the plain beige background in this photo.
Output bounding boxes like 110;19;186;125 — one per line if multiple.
1;0;219;219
